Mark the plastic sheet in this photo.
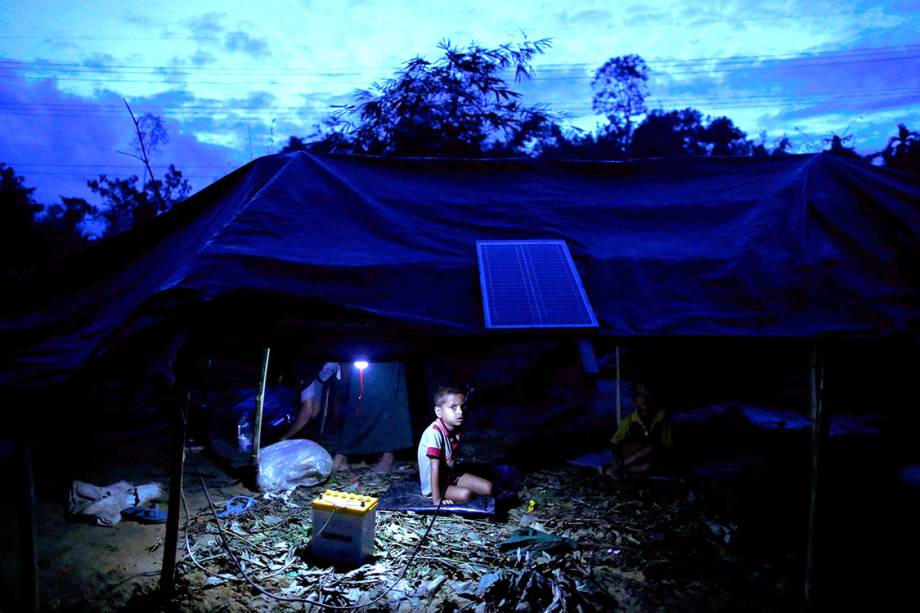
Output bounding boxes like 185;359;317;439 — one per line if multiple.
378;476;495;517
7;152;920;391
256;439;332;493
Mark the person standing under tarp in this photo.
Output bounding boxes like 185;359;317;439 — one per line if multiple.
333;361;413;473
279;362;340;440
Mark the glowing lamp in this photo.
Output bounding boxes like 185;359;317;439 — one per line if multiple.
353;360;369;402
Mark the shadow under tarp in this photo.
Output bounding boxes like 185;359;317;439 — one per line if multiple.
378;476;495;517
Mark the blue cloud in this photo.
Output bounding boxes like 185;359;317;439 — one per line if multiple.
185;12;225;41
0;67;242;205
190;49;217;66
557;9;612;26
82;53;118;70
621;3;671;27
224;31;271;59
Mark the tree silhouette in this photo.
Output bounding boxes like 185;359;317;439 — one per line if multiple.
825;134;861;160
772;136;793;156
537;124;614;160
0;165;96;272
752;135;793;157
627;110;755;158
591;54;649;150
631;109;707;157
878;124;920;173
280;136;309;153
702;116;751;156
86;106;192;236
281;117;351;154
119;102;171;210
89;164;190;236
339;39;553;157
1;163;44;272
39;196;97;261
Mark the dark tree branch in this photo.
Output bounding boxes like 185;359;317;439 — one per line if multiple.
122;98;164;208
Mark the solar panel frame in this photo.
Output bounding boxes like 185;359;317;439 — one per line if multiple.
476;239;599;329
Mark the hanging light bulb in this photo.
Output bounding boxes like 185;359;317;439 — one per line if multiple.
354;360;368;403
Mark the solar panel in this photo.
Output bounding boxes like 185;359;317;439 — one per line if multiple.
477;240;599;329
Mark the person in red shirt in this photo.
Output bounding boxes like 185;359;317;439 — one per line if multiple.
416;386;492;505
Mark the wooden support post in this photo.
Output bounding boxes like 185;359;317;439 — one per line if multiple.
252;347;271;464
615;345;622;425
159;400;187;600
804;345;826;606
18;438;39;613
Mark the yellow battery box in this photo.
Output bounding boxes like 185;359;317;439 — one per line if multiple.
311;490;378;565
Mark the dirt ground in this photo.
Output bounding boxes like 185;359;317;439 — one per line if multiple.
1;406;916;612
0;421;255;611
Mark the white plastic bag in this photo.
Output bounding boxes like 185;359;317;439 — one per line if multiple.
68;481;163;526
257;439;332;493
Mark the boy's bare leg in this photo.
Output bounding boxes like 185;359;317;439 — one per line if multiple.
623;444;653;467
627;462;652;475
332;453;349;472
457;474;492;496
371;451;395;473
444;485;472;503
601;444;653;479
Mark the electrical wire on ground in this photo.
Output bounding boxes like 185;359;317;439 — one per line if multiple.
184;446;448;609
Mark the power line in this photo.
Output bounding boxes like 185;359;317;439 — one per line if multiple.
5;43;917;74
1;44;917;85
2;83;917;113
0;144;244;155
7;162;236;169
3;51;916;86
537;44;920;69
1;88;916;120
0;10;877;42
542;54;920;79
11;169;220;179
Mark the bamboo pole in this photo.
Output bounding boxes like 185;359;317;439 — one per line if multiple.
615;345;622;425
252;347;271;464
18;438;38;613
160;399;187;599
804;345;826;605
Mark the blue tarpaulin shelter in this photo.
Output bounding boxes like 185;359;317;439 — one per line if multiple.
2;151;919;389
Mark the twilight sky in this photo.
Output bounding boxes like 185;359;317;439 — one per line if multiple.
1;0;918;204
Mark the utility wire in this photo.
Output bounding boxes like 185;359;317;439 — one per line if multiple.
0;9;886;42
1;86;914;112
190;459;449;609
2;88;916;121
4;42;918;73
1;90;917;119
1;45;917;83
4;53;917;85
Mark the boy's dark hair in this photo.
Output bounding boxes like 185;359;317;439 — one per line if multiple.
433;386;463;407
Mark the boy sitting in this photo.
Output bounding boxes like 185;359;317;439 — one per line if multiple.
604;382;673;478
417;387;492;505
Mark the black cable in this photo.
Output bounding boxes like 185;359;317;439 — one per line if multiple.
191;458;448;609
175;383;459;609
